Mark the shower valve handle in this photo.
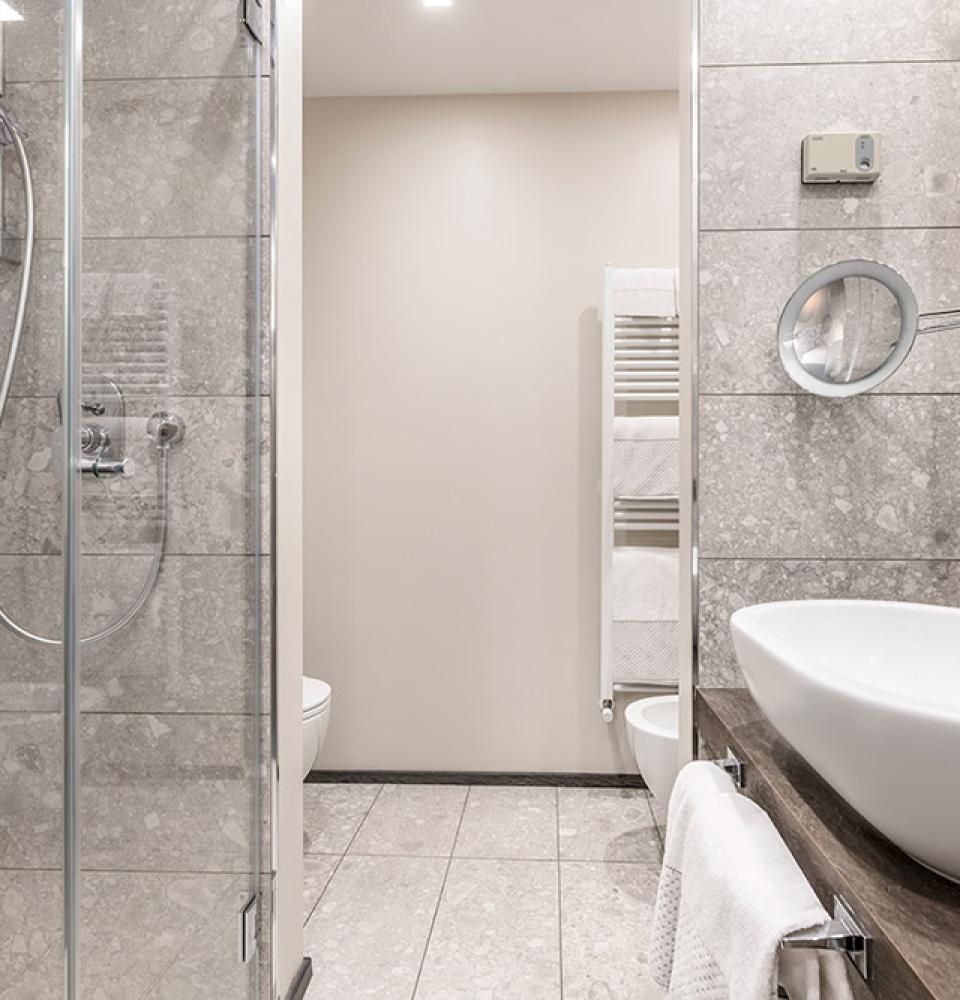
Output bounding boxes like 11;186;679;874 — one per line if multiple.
79;456;128;478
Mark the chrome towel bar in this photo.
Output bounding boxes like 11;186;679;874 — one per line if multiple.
782;895;871;982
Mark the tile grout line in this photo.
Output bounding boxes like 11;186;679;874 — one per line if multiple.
646;794;666;858
303;784;384;929
556;785;565;1000
408;784;471;1000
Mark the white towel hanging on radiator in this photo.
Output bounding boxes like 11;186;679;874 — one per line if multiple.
610;267;677;317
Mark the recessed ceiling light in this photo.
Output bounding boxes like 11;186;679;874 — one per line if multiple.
422;0;454;8
0;2;23;21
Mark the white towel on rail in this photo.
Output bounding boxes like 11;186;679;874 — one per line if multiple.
613;547;678;622
613;416;679;497
653;791;838;1000
614;416;679;441
779;950;855;1000
611;267;677;318
649;761;739;989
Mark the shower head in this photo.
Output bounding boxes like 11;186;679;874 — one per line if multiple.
0;99;26;147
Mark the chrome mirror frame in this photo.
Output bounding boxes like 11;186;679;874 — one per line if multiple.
777;259;919;398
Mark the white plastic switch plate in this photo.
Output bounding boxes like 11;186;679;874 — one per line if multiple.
802;132;880;184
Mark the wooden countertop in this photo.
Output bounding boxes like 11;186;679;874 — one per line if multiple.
697;688;960;1000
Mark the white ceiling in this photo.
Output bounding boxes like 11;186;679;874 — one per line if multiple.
303;0;680;98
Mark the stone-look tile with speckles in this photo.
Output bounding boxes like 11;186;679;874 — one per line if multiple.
303;783;382;855
701;0;960;66
303;855;340;926
453;785;558;860
0;239;268;398
0;870;254;1000
699;395;960;559
700;229;960;395
558;787;661;863
560;862;664;1000
699;558;960;687
701;63;960;231
0;868;60;1000
0;555;260;714
349;783;466;858
7;78;255;240
414;859;561;1000
0;713;62;869
0;396;263;556
146;875;260;1000
4;0;253;83
305;855;447;1000
79;713;260;873
0;711;259;871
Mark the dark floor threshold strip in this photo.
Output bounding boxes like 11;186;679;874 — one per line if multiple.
306;769;647;789
285;957;312;1000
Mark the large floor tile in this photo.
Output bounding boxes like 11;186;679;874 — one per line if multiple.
560;862;664;1000
303;855;340;926
415;858;560;1000
558;788;661;863
349;783;466;858
304;855;447;1000
453;785;558;860
303;783;381;855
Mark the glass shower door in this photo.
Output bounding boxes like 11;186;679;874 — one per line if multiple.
0;4;66;997
0;2;269;998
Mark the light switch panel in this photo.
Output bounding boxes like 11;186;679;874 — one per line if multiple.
802;132;881;184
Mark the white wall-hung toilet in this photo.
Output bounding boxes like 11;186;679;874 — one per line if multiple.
302;677;332;780
625;694;679;803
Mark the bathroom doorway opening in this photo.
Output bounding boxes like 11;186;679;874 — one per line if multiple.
300;2;686;996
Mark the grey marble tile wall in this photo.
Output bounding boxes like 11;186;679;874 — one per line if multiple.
0;4;271;997
697;0;960;685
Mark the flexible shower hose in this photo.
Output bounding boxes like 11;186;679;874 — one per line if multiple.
0;127;169;647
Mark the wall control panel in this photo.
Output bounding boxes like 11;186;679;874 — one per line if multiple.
802;132;880;184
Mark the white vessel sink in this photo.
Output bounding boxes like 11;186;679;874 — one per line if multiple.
730;600;960;881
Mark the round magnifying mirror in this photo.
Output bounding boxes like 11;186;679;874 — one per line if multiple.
777;259;918;397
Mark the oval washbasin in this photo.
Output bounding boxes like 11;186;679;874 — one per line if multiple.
730;600;960;881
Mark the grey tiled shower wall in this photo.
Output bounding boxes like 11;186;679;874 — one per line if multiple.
0;4;270;999
697;0;960;686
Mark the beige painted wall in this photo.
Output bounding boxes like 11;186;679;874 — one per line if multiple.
304;91;679;772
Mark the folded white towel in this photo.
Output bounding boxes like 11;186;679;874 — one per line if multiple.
665;793;836;1000
779;950;854;1000
613;547;678;622
650;762;738;988
611;267;678;318
613;415;680;442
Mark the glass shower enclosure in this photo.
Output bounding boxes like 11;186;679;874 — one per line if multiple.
0;2;271;997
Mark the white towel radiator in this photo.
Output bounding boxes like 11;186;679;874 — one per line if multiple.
600;265;680;721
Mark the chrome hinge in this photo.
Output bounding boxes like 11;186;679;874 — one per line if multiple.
243;0;264;44
239;894;259;964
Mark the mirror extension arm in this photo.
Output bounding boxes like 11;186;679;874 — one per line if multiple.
918;308;960;335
